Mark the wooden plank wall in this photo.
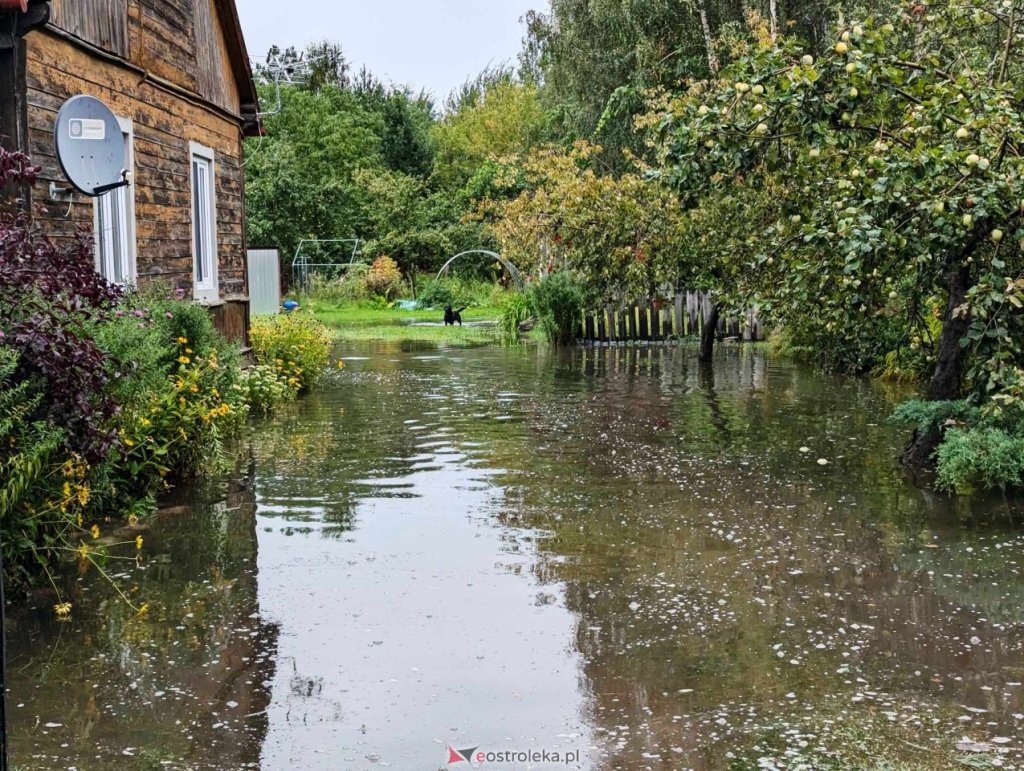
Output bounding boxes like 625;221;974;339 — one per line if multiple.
580;291;766;345
24;29;247;299
50;0;130;57
193;0;241;113
134;0;199;93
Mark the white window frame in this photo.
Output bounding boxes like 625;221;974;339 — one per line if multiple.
189;141;219;303
93;116;136;286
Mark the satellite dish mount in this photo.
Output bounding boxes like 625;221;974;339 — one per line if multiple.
53;94;130;198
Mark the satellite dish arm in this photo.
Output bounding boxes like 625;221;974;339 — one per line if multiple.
93;169;131;196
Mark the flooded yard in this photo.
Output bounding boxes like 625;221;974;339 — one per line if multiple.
7;343;1024;770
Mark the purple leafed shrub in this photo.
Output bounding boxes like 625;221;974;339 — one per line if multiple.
0;148;122;461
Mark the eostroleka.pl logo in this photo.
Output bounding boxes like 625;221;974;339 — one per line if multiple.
447;746;480;764
446;744;581;766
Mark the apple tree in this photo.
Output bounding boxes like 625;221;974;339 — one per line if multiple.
656;0;1024;469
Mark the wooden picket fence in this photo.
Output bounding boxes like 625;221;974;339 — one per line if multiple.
580;290;765;344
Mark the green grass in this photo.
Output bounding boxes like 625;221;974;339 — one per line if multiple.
309;299;503;346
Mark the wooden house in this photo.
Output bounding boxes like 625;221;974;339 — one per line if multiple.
0;0;261;343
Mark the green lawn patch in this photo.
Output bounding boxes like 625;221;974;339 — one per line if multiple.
310;300;502;346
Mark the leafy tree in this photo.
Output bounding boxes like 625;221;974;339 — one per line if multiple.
656;0;1024;467
479;142;689;304
245;82;383;265
433;68;546;190
526;0;883;167
354;70;436;178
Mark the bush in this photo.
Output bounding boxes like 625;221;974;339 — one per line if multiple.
0;150;121;463
250;312;334;392
498;292;532;345
529;273;584;346
417;278;458;309
363;255;403;300
893;398;1024;492
936;427;1024;492
307;263;370;304
417;275;509;309
240;364;294;413
0;346;68;582
90;294;247;516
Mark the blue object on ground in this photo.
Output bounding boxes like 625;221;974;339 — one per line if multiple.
283;300;300;312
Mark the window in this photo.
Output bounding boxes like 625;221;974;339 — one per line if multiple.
94;117;135;285
189;142;218;301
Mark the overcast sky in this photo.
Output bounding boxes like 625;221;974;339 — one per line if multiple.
235;0;540;102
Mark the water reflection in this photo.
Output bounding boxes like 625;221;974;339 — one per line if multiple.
8;342;1024;769
6;460;278;769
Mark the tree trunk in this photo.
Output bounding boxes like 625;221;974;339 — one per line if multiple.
901;265;973;469
698;0;719;74
768;0;779;41
699;303;719;364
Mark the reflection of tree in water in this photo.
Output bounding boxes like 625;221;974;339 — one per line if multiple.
5;458;279;770
485;346;1024;768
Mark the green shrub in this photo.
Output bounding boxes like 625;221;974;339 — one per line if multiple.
0;347;67;582
936;427;1024;492
891;399;981;435
363;255;403;299
250;312;334;391
893;398;1024;491
240;364;294;413
529;273;584;346
498;292;532;345
417;279;458;309
308;264;370;303
416;276;508;309
91;298;248;515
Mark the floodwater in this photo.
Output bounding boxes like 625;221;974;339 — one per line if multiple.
6;343;1024;770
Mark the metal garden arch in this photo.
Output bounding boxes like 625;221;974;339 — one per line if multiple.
435;250;525;289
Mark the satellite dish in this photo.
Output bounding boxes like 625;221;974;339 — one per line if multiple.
54;95;129;197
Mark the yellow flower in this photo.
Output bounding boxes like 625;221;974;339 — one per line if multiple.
76;485;90;506
76;543;90;559
127;513;139;526
54;602;72;620
177;336;188;344
62;481;72;499
90;524;100;540
336;360;345;369
185;347;193;354
178;356;190;365
139;417;151;428
137;603;150;616
135;536;144;551
124;438;135;448
189;384;199;393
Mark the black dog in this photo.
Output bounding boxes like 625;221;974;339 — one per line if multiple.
444;306;466;326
